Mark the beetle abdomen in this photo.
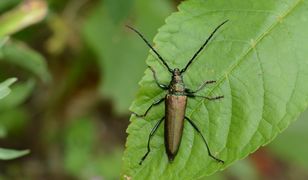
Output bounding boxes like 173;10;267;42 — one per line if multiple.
164;94;187;161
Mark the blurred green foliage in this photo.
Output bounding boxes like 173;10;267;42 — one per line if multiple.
0;148;29;160
0;1;20;16
83;0;173;112
0;41;50;82
270;110;308;169
0;78;29;160
0;0;307;180
0;78;16;99
0;0;47;37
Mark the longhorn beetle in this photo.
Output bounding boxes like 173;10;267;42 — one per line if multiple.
127;20;228;165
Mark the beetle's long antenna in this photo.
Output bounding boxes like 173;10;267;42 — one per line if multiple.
126;25;173;73
181;20;229;73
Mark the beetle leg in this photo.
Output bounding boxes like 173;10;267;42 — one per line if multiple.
185;80;216;94
187;93;224;101
185;116;224;163
133;98;165;118
148;66;169;90
139;117;165;165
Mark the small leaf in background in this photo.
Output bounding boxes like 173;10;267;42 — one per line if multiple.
0;78;30;161
83;0;174;113
0;41;51;83
64;117;122;179
222;159;259;180
269;109;308;169
0;0;20;12
0;148;29;160
0;78;17;99
0;0;47;38
0;125;7;138
45;14;71;55
64;117;96;176
123;0;308;179
0;79;35;110
0;108;29;136
104;0;133;24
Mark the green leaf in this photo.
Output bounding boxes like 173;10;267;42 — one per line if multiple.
0;79;35;110
0;0;20;12
0;78;17;139
0;0;47;38
0;148;29;160
63;117;122;179
123;0;308;179
64;117;96;176
222;159;258;180
104;0;134;24
0;41;51;83
0;108;29;136
0;78;29;161
269;109;308;169
0;125;7;138
83;0;173;113
0;78;17;99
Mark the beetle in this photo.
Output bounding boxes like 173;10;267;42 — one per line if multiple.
127;20;228;165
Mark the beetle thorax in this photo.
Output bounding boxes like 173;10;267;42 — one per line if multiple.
169;68;185;94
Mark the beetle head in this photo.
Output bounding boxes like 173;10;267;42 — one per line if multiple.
173;68;181;76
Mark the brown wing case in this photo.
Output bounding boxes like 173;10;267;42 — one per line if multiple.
164;94;187;161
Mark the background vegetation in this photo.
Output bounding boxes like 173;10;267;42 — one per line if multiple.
0;0;307;179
